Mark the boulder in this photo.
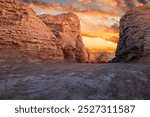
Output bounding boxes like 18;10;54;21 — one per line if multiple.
0;0;64;61
112;4;150;63
96;52;114;63
39;13;88;63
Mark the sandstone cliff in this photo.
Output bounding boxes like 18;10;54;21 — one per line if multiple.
112;4;150;63
39;13;88;63
0;0;91;63
0;0;64;61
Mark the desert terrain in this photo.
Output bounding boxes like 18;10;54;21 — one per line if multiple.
0;53;150;100
0;0;150;100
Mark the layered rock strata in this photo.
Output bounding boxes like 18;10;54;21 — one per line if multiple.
39;13;88;62
0;0;64;61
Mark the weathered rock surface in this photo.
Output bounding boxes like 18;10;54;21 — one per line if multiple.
0;0;64;61
0;0;90;63
85;48;96;63
0;53;150;100
112;4;150;63
39;13;88;63
96;52;114;63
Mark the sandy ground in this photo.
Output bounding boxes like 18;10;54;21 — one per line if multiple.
0;54;150;100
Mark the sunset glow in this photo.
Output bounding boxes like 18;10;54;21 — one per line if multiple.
23;0;147;53
82;36;117;53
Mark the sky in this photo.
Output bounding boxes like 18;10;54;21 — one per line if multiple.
21;0;150;53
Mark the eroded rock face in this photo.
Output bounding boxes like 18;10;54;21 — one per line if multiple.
85;48;96;63
96;52;114;63
39;13;88;63
112;4;150;63
0;0;64;61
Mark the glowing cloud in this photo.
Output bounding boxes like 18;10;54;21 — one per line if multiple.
21;0;150;53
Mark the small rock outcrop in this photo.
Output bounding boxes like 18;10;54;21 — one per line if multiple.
39;13;88;63
95;52;114;63
112;4;150;63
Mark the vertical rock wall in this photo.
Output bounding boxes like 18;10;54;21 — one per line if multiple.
112;4;150;63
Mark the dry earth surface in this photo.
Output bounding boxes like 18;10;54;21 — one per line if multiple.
0;53;150;100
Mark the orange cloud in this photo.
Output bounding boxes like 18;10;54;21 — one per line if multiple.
81;32;119;43
79;0;92;4
27;3;119;53
80;23;119;43
82;36;117;53
28;3;80;12
28;3;119;18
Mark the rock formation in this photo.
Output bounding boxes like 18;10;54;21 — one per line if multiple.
85;48;96;63
95;52;114;63
0;0;64;61
39;13;88;63
112;4;150;63
0;0;91;63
